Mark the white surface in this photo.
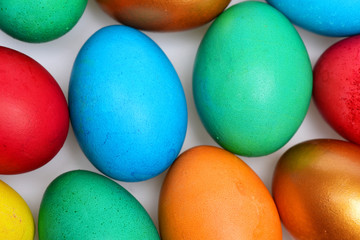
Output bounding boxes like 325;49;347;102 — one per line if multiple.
0;0;344;239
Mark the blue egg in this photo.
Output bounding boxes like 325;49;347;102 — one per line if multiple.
69;25;187;182
267;0;360;37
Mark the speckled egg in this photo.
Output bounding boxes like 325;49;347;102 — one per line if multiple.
95;0;231;31
273;139;360;239
267;0;360;37
0;0;87;42
0;180;34;240
0;46;69;174
159;146;282;239
313;36;360;145
69;25;187;182
193;1;312;157
38;170;160;239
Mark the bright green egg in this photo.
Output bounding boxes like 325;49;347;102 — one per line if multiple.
38;170;160;240
0;0;87;43
193;1;312;157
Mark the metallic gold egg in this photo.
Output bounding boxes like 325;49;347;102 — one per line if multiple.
273;139;360;240
95;0;231;31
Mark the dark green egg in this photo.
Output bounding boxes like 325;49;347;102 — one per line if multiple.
0;0;87;42
38;170;160;239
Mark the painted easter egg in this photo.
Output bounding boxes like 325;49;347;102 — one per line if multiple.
0;47;69;174
159;145;282;239
69;25;187;182
313;36;360;145
0;180;34;240
193;1;312;157
0;0;87;42
95;0;231;31
273;139;360;239
267;0;360;37
38;170;160;239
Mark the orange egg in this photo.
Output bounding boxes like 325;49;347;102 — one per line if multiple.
95;0;231;31
159;146;282;239
273;139;360;240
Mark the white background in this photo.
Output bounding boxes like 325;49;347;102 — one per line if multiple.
1;0;344;239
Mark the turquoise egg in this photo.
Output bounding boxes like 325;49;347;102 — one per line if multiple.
69;25;187;182
193;1;312;157
38;170;160;239
267;0;360;37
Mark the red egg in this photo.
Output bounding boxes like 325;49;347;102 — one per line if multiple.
313;35;360;144
0;47;69;174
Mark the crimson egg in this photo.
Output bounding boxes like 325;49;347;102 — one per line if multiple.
313;35;360;145
0;47;69;174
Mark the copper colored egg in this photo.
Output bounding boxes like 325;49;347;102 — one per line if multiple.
95;0;231;31
273;139;360;240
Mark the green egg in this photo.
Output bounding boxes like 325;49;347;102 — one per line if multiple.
0;0;87;43
193;1;312;157
38;170;160;240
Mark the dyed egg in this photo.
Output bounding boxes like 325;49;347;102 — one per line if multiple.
0;180;34;240
38;170;160;239
267;0;360;37
273;139;360;239
313;36;360;145
159;146;282;239
0;0;87;42
193;1;312;157
69;25;187;182
0;47;69;174
95;0;230;31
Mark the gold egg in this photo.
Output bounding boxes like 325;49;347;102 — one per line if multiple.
273;139;360;240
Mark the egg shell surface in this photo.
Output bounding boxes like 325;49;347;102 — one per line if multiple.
0;180;34;240
159;145;282;240
0;46;69;174
95;0;231;31
313;36;360;145
0;0;87;43
273;139;360;239
38;170;160;239
266;0;360;37
69;25;187;182
193;1;312;157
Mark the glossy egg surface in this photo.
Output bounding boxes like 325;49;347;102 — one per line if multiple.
273;139;360;240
